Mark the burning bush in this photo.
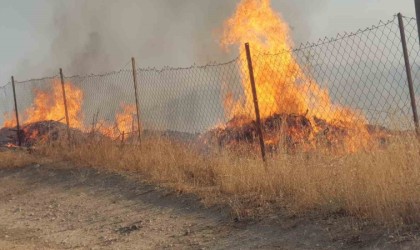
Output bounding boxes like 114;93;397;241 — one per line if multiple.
219;0;374;153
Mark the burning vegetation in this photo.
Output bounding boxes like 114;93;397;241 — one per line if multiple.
1;80;139;146
214;0;380;153
0;0;393;153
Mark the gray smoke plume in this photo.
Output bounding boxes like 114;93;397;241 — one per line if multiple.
46;0;237;76
42;0;328;76
5;0;331;132
273;0;331;44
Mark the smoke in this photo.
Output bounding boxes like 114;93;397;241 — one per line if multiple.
6;0;331;131
32;0;329;76
41;0;237;76
271;0;331;44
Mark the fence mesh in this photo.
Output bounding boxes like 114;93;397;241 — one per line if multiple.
1;14;419;152
136;59;243;134
243;15;417;131
65;69;137;139
0;83;14;127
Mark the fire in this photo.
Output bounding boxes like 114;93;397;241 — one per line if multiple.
2;113;16;128
220;0;371;152
116;104;138;135
25;80;84;128
97;103;139;139
2;80;140;142
2;80;84;129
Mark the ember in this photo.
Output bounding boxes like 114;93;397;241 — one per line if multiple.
0;120;68;147
209;113;390;154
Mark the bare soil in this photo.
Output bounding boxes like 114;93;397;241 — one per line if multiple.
0;163;419;249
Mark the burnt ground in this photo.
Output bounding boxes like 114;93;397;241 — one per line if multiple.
0;163;419;249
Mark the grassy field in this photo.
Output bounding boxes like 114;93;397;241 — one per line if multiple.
0;150;39;169
22;134;419;228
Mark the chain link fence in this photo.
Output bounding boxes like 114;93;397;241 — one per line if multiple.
1;14;419;154
0;82;14;127
65;69;137;139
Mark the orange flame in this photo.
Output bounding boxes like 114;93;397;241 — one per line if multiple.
97;103;139;139
2;81;140;141
25;80;84;128
2;113;16;128
116;104;138;134
221;0;371;152
2;80;83;129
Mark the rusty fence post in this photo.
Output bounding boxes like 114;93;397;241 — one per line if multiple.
11;76;22;146
59;68;71;141
131;57;142;143
398;13;420;138
245;43;266;162
415;0;420;47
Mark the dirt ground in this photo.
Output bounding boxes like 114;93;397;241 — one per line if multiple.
0;163;419;249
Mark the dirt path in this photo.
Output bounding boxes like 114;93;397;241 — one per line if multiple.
0;163;419;249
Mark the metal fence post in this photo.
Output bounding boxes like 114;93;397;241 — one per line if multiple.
131;57;142;143
397;13;420;137
11;76;22;146
59;68;71;141
415;0;420;45
245;43;266;162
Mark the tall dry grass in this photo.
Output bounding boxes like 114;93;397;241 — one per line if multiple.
0;150;38;169
35;135;420;226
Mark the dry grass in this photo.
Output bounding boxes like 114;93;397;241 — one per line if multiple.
34;135;420;227
0;149;39;169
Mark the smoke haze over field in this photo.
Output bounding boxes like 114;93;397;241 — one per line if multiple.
47;0;236;77
46;0;330;77
0;0;416;81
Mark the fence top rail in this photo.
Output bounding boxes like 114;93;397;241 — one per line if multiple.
135;56;241;74
0;82;11;89
14;75;58;85
64;59;134;80
64;68;132;80
299;15;401;46
401;14;417;21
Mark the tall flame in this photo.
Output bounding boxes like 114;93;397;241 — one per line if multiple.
25;80;84;128
221;0;370;151
2;80;84;129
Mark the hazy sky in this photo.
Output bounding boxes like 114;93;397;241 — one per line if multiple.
0;0;417;86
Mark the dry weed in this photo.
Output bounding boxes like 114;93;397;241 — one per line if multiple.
0;149;38;169
34;134;420;226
